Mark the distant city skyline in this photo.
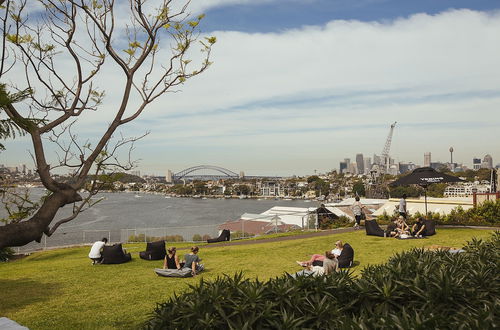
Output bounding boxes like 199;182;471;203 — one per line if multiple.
1;1;500;176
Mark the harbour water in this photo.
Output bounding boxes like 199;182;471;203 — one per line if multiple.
3;189;318;251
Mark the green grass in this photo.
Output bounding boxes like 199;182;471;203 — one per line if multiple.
0;228;495;329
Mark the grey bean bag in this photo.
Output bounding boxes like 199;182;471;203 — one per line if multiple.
154;265;205;278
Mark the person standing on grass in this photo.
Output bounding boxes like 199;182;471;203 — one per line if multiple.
88;237;107;265
183;246;204;277
399;194;408;219
351;196;365;229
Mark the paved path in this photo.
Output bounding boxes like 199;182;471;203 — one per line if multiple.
201;227;359;249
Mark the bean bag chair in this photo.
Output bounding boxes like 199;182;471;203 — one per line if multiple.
337;243;354;268
139;240;166;260
101;244;132;264
207;229;230;243
365;220;385;237
154;264;205;277
423;219;436;236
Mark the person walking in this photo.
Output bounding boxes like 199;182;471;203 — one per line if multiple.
399;194;407;219
351;196;365;229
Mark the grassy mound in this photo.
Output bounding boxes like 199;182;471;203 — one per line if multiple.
0;228;496;329
145;232;500;329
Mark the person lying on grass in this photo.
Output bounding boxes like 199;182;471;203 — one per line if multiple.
296;240;343;267
182;246;204;277
163;247;181;270
294;251;339;277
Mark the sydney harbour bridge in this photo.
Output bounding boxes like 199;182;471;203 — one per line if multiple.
169;165;282;182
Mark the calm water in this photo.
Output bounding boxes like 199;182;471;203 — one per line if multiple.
58;192;316;230
3;189;317;251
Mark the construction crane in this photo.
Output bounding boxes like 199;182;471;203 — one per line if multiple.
366;122;397;198
380;121;397;173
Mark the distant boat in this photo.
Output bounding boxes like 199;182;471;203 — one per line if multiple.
164;196;171;199
239;195;247;199
135;194;142;198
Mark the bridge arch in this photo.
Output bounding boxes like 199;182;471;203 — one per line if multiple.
173;165;239;181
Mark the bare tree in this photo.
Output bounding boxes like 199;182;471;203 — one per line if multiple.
0;0;215;248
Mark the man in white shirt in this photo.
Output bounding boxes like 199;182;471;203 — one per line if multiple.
88;238;108;265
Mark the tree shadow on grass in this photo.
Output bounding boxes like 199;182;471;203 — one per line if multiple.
0;279;61;314
27;249;81;262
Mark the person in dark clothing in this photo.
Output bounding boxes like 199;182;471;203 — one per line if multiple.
412;217;427;237
386;218;398;237
163;247;181;269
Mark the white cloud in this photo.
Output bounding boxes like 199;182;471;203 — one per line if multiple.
2;8;500;175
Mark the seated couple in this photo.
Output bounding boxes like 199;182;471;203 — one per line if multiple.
296;240;343;267
296;240;354;274
387;216;426;238
294;251;338;277
163;246;204;277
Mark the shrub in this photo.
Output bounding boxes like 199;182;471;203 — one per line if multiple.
192;234;202;242
0;247;14;261
145;232;500;329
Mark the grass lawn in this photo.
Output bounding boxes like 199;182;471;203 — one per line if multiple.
0;228;495;329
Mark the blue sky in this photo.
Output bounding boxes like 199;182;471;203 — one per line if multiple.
201;0;500;33
1;0;500;176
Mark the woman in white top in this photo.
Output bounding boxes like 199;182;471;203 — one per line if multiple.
351;196;365;229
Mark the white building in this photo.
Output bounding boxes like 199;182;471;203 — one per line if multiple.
444;182;491;197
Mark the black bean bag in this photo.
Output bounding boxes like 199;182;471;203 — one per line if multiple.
101;244;132;264
423;219;436;236
207;229;230;243
139;240;166;260
338;243;354;268
365;220;385;237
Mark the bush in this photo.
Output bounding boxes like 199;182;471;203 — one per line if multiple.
377;199;500;227
0;247;14;261
144;232;500;329
192;234;202;242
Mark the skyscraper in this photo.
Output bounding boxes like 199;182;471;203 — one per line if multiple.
482;154;493;169
424;152;431;167
473;158;481;170
356;153;364;175
364;157;372;175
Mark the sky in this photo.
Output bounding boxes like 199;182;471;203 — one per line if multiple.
1;0;500;177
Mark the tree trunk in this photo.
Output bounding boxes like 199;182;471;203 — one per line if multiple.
0;189;82;249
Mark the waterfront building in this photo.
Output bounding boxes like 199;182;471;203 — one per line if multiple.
424;152;431;167
166;170;173;183
259;181;283;197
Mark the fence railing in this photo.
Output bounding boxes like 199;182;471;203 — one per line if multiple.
12;224;221;253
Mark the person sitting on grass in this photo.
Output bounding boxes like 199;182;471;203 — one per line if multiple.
182;246;204;277
163;247;181;270
412;217;427;237
296;241;344;267
395;216;411;238
294;251;339;277
88;237;107;265
386;218;399;237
